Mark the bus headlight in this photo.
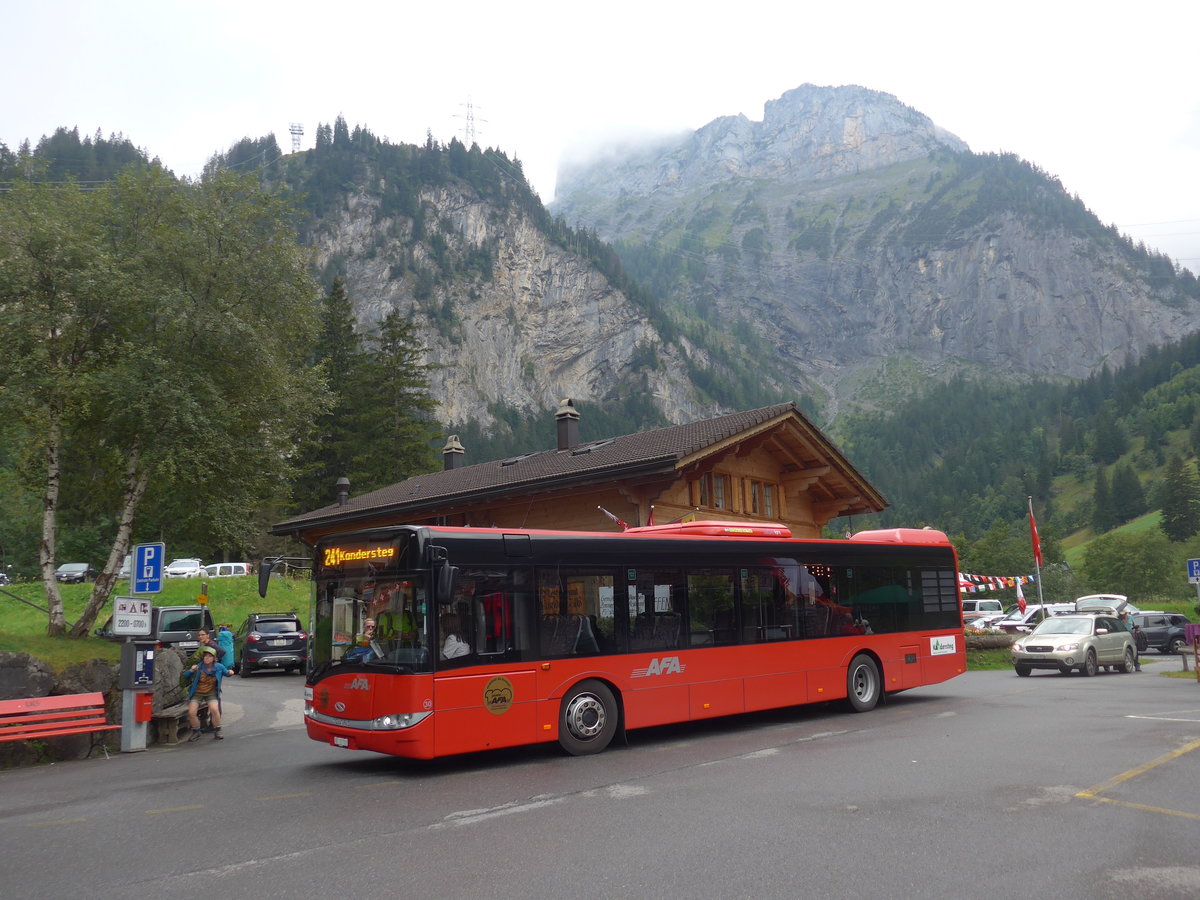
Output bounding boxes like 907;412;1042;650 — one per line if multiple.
305;706;431;730
372;711;431;730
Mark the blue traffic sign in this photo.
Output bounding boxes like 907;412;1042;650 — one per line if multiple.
1188;558;1200;584
133;542;165;594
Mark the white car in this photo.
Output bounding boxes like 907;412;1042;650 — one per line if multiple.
1074;594;1139;616
165;558;206;578
993;603;1076;633
205;562;251;577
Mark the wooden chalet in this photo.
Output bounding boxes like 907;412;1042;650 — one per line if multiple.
270;400;887;545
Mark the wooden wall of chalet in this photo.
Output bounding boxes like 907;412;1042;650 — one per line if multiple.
427;442;824;537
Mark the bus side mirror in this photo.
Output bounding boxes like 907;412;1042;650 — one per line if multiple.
258;557;279;598
437;565;459;605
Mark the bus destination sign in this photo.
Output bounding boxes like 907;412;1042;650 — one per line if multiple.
321;545;398;568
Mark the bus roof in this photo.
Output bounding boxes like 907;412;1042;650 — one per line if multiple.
624;521;792;538
848;528;952;545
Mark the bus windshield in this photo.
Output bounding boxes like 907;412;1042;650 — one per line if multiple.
311;534;432;674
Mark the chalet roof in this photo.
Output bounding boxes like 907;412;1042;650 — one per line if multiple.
271;402;884;536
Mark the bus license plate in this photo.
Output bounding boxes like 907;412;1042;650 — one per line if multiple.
333;736;349;748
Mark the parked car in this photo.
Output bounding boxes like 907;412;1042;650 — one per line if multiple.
993;603;1075;633
234;612;307;676
94;604;215;650
117;554;132;579
1011;613;1137;676
0;571;9;586
205;562;251;578
164;558;206;578
54;562;98;584
1074;594;1139;616
1131;612;1194;655
962;598;1005;616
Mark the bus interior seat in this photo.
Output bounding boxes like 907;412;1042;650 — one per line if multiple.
540;614;583;656
653;613;680;648
712;608;736;644
573;614;599;653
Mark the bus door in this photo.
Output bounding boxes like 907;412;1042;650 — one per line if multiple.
432;567;538;757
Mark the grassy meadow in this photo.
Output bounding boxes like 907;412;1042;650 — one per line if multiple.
0;575;311;672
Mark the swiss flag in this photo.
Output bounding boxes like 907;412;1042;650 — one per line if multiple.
1028;499;1043;568
1016;580;1027;614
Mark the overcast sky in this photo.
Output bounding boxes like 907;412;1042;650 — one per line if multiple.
5;1;1198;271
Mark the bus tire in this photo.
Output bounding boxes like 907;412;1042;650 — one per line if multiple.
845;654;880;713
559;680;618;756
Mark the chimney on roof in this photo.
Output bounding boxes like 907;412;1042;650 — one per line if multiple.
556;398;580;450
442;434;465;470
335;476;350;506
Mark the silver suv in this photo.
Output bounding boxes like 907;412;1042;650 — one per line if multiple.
1011;614;1136;676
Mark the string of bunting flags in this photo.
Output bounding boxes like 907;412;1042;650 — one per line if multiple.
957;573;1037;594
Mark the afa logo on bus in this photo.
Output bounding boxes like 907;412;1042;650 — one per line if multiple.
631;657;687;678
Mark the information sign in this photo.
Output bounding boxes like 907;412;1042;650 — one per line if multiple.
112;596;153;636
133;542;165;594
1188;558;1200;584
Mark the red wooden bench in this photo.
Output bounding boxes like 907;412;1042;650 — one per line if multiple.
0;692;120;758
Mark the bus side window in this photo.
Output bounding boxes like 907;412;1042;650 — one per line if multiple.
626;569;682;652
688;570;736;645
537;568;615;656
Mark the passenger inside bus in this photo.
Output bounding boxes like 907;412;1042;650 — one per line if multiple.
440;613;469;659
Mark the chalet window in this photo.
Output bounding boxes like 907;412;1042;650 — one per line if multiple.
749;480;777;518
695;473;732;510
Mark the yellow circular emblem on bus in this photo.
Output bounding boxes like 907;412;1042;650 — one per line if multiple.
483;676;514;715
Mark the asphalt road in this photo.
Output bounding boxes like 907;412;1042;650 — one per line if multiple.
3;654;1200;899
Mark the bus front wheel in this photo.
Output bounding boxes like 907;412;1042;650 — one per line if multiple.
845;654;881;712
559;680;618;756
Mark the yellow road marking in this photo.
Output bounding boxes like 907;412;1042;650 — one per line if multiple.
1075;736;1200;820
146;804;205;814
1083;796;1200;821
256;792;310;801
1076;736;1200;799
26;818;86;827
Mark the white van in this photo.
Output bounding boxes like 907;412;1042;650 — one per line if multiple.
962;598;1005;615
205;562;251;577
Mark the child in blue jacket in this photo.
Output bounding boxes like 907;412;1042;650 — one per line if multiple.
187;646;231;742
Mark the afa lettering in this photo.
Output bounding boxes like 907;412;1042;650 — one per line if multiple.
631;656;686;678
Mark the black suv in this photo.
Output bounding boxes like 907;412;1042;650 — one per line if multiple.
234;613;307;676
1131;612;1193;655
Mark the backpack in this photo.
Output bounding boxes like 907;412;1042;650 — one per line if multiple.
1134;627;1148;652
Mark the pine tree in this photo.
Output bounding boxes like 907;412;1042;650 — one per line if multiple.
1110;461;1147;523
1091;468;1115;533
348;310;439;493
290;278;364;511
1160;456;1200;541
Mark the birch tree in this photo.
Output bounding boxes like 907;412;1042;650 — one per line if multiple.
0;166;324;636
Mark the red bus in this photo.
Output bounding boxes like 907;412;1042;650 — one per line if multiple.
269;521;965;759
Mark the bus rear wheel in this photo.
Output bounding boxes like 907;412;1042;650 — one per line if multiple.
845;654;880;712
559;680;618;756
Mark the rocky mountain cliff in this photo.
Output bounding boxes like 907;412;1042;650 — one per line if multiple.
552;84;1200;419
310;184;717;429
557;85;969;200
272;84;1200;445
